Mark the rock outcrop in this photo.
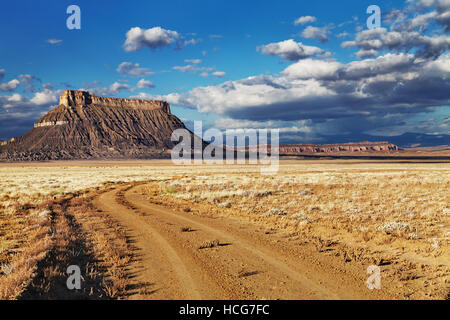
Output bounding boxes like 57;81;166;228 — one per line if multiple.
0;90;189;161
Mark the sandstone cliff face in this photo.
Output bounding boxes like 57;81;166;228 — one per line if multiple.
233;141;398;155
279;142;398;154
0;90;188;161
59;90;171;112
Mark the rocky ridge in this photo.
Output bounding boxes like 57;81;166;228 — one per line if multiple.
279;141;399;154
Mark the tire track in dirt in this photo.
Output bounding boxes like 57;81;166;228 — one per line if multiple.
92;183;396;299
125;187;339;299
94;190;207;299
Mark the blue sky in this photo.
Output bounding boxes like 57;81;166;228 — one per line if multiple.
0;0;449;143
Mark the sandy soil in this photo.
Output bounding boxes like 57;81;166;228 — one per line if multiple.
91;183;402;299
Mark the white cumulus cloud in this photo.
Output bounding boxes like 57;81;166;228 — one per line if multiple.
123;26;180;52
258;39;326;61
301;26;330;42
30;89;59;105
136;79;155;89
109;82;130;94
0;79;20;92
117;62;154;76
294;16;317;25
212;71;226;78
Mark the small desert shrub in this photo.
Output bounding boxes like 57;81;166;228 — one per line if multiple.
51;189;65;196
162;187;177;194
262;208;287;216
199;240;220;249
298;190;311;196
408;232;419;240
218;201;231;208
377;222;412;234
253;191;273;198
292;212;307;219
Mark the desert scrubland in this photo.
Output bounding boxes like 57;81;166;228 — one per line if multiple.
0;160;448;299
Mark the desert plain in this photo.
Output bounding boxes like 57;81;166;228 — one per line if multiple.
0;159;448;300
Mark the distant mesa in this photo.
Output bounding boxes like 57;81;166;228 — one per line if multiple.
0;90;189;161
231;141;399;155
278;141;399;154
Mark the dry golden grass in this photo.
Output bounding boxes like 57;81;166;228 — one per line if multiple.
0;163;146;299
0;194;52;299
140;161;450;299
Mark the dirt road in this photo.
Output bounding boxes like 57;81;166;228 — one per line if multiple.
91;184;398;300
